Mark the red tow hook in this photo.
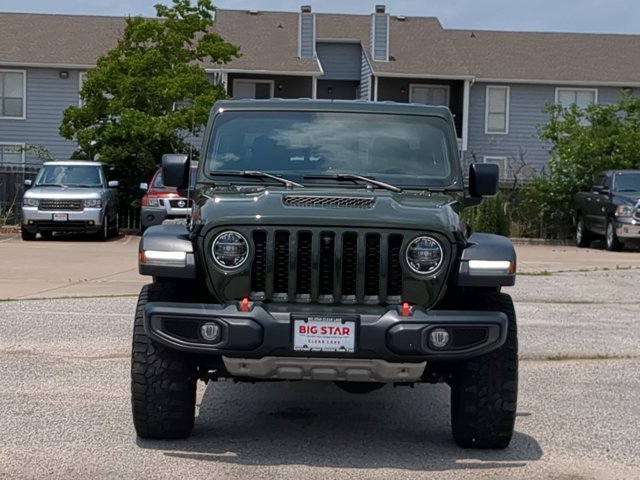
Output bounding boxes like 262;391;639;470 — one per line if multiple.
240;297;251;312
401;301;412;317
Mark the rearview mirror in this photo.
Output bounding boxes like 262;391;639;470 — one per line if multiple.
591;185;609;195
24;179;32;188
139;182;148;191
108;180;119;188
162;154;189;188
468;163;499;198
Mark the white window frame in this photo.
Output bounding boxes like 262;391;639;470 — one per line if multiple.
0;142;26;164
483;156;508;180
554;87;598;107
409;84;450;106
0;69;27;120
484;85;510;135
232;79;275;99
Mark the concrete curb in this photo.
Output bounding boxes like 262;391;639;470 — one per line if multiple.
0;225;141;236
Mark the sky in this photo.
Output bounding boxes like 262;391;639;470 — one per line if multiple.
1;0;640;34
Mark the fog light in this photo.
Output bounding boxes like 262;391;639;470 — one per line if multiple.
430;328;450;348
200;323;221;342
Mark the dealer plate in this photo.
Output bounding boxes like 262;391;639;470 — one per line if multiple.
53;213;68;222
292;315;357;353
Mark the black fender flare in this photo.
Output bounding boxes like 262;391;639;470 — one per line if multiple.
138;224;196;279
456;233;516;287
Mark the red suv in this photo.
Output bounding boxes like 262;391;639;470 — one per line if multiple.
139;168;191;233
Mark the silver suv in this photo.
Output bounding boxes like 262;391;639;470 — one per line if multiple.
21;161;119;241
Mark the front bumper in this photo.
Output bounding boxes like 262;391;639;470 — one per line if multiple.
143;301;508;366
21;207;104;233
615;218;640;239
141;204;191;228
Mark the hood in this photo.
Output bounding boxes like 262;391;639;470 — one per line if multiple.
195;188;463;241
613;192;640;205
24;187;103;200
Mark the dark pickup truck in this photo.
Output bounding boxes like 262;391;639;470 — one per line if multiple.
574;170;640;250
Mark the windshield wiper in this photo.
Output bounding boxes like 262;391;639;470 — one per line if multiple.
36;183;66;188
303;173;402;193
209;171;303;188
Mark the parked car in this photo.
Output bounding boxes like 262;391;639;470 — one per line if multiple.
574;170;640;251
139;168;192;233
21;161;119;241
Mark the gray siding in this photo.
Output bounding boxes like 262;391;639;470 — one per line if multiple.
371;14;388;62
316;43;362;81
359;52;372;100
0;68;79;164
464;82;630;176
299;14;315;59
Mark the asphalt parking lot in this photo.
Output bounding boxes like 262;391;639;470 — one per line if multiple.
1;233;639;479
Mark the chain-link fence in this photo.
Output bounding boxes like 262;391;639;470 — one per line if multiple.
0;163;39;226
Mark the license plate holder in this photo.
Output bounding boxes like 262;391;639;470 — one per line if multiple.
292;315;358;353
53;213;68;222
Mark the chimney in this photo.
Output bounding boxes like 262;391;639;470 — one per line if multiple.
371;5;389;62
299;5;316;59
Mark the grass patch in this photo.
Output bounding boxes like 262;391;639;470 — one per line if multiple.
518;270;553;276
545;354;634;361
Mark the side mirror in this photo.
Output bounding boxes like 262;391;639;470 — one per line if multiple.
591;185;609;195
139;182;149;191
108;180;119;188
162;153;189;188
468;163;499;198
24;179;32;188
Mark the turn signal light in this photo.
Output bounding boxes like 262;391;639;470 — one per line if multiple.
401;302;412;317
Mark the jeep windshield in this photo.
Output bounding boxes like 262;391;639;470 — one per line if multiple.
34;165;103;188
205;111;457;189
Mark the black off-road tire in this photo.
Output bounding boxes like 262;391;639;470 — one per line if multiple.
131;283;197;439
450;293;518;449
605;218;623;252
21;228;36;241
575;215;593;248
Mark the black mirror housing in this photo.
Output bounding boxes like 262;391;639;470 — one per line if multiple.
162;154;189;188
24;179;32;188
591;185;608;194
468;163;499;198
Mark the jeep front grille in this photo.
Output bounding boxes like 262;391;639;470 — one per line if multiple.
283;195;375;209
38;199;83;211
250;229;403;305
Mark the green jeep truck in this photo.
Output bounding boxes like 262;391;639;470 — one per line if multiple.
133;100;518;449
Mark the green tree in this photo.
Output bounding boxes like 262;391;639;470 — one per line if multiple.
60;0;239;210
520;93;640;237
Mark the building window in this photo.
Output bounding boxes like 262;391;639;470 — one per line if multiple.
555;88;597;109
485;86;510;134
483;156;508;179
0;143;25;165
233;79;274;99
0;70;26;119
409;84;450;106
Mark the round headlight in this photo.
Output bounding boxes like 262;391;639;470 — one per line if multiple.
212;231;249;269
405;236;443;275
